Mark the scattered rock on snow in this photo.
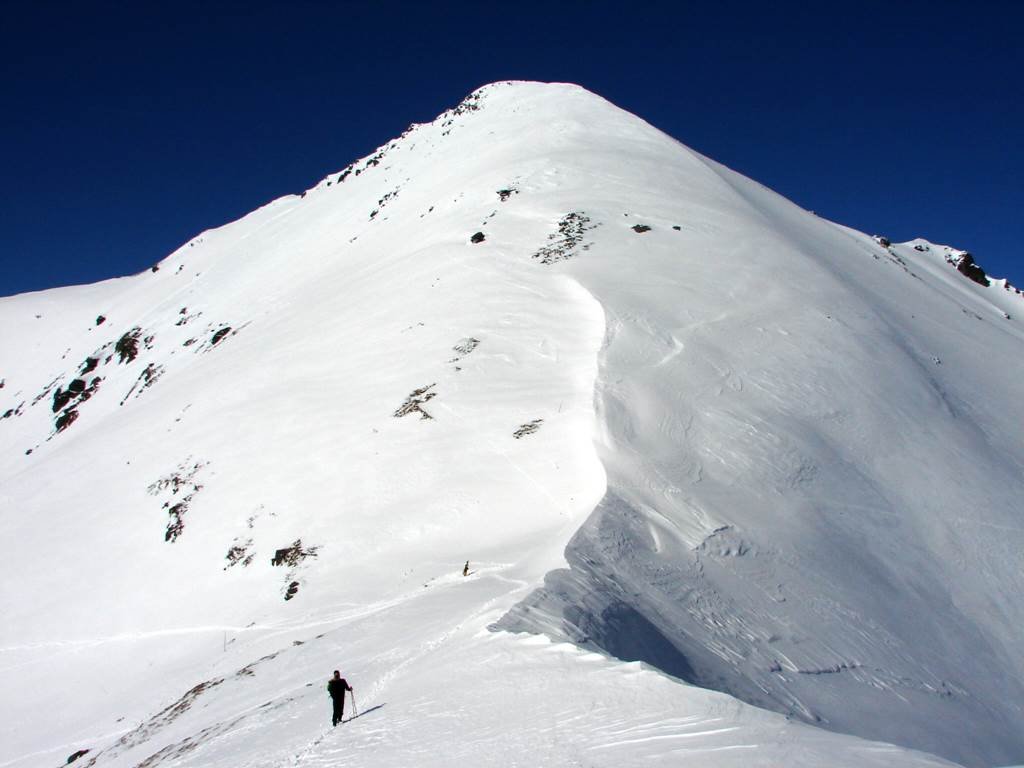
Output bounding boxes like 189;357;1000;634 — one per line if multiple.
148;459;207;543
120;363;164;406
175;307;202;327
270;539;320;568
115;328;143;364
225;538;255;569
394;384;438;420
449;337;481;365
532;212;597;264
513;419;544;439
470;231;486;243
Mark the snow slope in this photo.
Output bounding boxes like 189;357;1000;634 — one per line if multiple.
1;81;1021;768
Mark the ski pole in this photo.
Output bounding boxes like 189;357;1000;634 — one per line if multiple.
350;689;358;717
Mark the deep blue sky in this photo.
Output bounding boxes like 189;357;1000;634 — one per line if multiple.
2;1;1021;297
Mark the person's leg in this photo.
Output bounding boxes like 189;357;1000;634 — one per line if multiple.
333;697;344;725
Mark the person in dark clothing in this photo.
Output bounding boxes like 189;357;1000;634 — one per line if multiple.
327;670;353;726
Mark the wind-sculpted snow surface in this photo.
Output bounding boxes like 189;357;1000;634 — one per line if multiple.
0;82;1021;767
494;96;1024;766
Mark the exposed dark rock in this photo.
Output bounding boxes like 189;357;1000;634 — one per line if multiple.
439;91;485;135
148;461;205;497
55;409;79;432
120;364;164;406
148;460;207;543
497;188;518;202
225;539;255;569
95;315;106;326
81;357;99;375
233;651;280;679
165;503;187;542
951;252;990;287
52;387;74;413
284;581;300;601
874;235;891;248
175;307;202;327
470;231;486;243
632;224;651;233
271;539;320;568
449;337;480;364
66;749;90;764
453;338;480;355
513;419;544;439
672;225;682;231
211;327;232;346
914;244;929;252
51;374;103;426
151;265;160;273
394;384;437;419
99;677;229;766
533;212;597;264
115;329;142;364
2;409;12;419
377;188;400;210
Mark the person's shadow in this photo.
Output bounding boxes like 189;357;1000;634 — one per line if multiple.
343;704;385;723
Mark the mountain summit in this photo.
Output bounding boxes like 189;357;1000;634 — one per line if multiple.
2;81;1021;768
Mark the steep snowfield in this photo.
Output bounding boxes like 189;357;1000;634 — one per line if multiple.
1;82;1020;768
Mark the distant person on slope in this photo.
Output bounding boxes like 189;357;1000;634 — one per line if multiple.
463;560;470;577
327;670;353;726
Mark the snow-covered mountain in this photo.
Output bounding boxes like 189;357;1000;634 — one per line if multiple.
2;81;1021;768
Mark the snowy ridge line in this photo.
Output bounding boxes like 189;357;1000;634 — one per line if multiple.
1;81;1020;767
